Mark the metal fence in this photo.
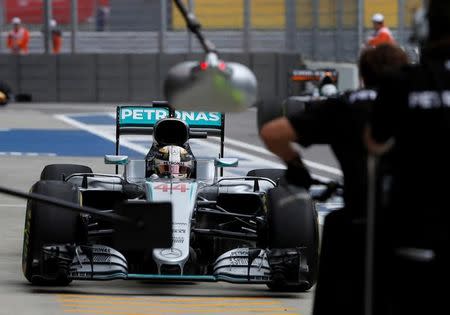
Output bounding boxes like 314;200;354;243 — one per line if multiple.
0;0;421;62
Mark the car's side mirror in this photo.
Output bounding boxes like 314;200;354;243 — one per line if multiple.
105;155;129;165
214;158;239;168
213;158;239;183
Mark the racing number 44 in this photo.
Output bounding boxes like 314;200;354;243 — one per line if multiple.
154;183;189;193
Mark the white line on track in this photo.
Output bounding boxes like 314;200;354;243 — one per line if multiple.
64;112;116;118
0;152;57;157
56;114;287;170
85;111;342;176
55;113;337;222
10;104;116;111
0;204;25;207
55;114;148;155
55;113;339;182
211;135;343;176
193;141;334;182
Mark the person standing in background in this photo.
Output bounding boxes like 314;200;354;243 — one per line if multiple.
7;17;30;54
96;4;111;31
366;13;396;47
50;19;63;54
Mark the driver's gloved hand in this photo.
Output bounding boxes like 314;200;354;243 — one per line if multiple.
285;156;312;189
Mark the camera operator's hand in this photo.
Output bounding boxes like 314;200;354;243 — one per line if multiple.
285;155;312;189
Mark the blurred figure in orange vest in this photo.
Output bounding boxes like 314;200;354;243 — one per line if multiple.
7;17;30;54
366;13;396;47
50;19;63;54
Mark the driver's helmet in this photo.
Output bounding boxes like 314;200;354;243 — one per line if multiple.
320;84;338;97
152;145;194;178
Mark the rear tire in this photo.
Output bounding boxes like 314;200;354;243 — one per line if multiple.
265;185;319;292
40;164;93;181
281;96;307;117
257;97;307;133
256;98;283;131
22;181;80;285
247;169;286;185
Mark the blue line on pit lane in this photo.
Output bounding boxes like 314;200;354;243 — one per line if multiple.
71;115;116;125
0;129;143;157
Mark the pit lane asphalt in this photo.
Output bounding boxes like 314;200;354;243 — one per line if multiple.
0;103;340;315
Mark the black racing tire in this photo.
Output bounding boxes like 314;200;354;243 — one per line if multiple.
265;185;319;292
281;96;307;117
257;97;307;132
266;281;312;293
246;169;286;185
40;164;93;181
22;180;80;285
256;98;283;131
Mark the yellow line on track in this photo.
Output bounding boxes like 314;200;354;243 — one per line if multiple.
62;303;290;310
57;294;301;315
60;300;277;307
58;295;271;302
63;308;299;315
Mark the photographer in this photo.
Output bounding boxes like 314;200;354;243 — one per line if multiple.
366;1;450;314
260;44;408;315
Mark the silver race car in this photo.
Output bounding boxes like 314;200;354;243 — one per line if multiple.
22;102;340;292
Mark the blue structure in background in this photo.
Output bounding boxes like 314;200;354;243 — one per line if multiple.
0;129;142;157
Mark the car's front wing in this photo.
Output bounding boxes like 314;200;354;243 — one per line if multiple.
41;244;306;284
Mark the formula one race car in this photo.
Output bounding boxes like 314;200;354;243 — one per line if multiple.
257;69;340;130
22;102;336;292
288;68;339;99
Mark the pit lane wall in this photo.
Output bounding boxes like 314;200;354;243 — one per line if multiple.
0;53;306;102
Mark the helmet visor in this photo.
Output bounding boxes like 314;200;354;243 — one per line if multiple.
156;162;191;178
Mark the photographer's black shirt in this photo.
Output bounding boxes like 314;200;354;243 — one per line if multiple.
288;90;376;219
371;57;450;243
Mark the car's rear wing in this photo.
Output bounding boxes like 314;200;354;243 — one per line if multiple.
115;101;225;159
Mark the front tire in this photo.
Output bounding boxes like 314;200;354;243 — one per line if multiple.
267;281;311;292
22;181;80;285
281;96;307;117
265;185;319;292
256;98;283;131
